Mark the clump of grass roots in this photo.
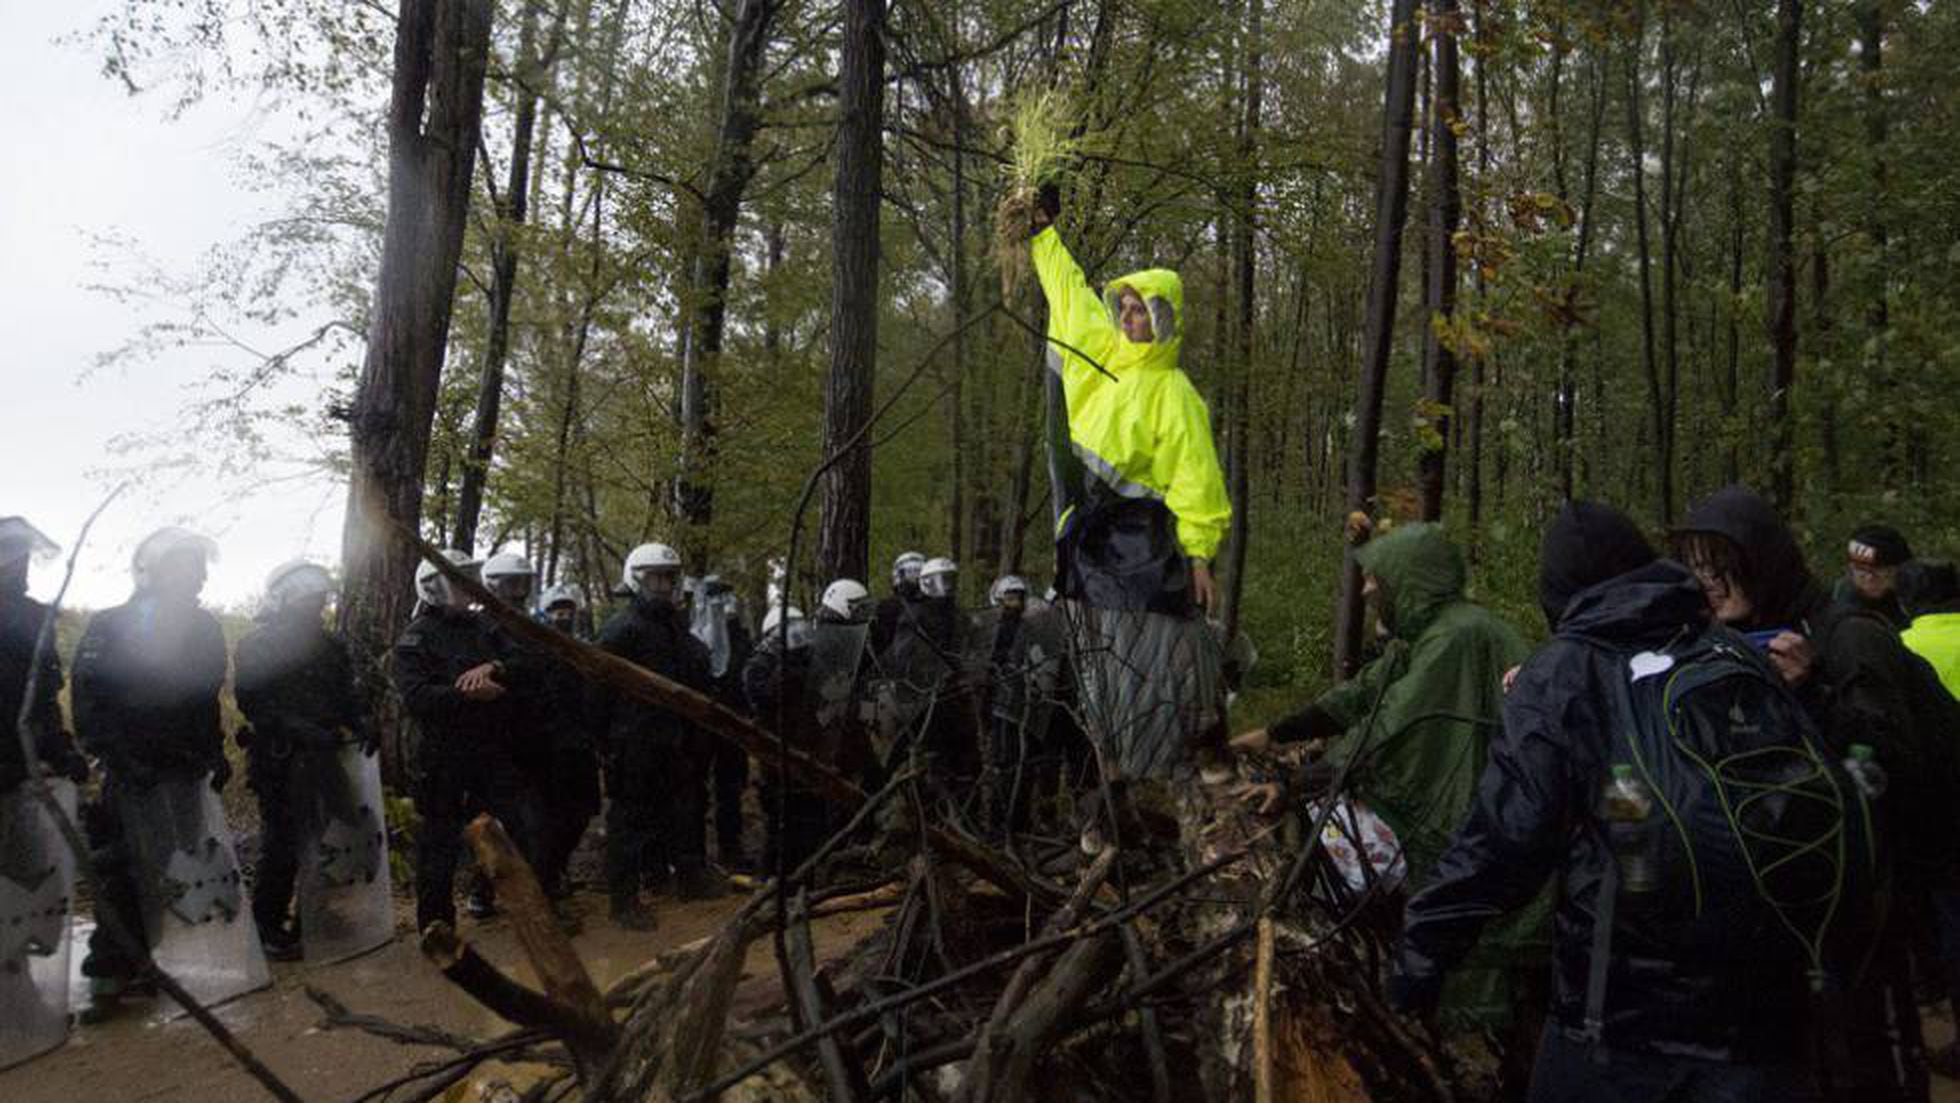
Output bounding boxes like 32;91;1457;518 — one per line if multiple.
994;87;1088;295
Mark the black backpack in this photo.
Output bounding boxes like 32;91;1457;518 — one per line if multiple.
1581;625;1878;1039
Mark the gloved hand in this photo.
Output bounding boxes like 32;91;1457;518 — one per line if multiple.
209;755;234;794
1038;182;1061;222
360;726;382;757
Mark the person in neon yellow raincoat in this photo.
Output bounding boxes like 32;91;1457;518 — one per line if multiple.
1029;196;1232;616
1023;191;1233;780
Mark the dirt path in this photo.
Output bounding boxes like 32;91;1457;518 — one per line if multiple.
0;892;886;1103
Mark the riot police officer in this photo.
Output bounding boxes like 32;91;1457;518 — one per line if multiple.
393;550;544;931
73;527;231;1018
233;560;372;960
595;543;722;931
0;517;85;794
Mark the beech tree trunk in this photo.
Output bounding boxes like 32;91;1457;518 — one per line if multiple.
339;0;495;777
817;0;885;586
1219;0;1262;642
1333;0;1422;679
1415;0;1461;523
677;0;780;556
452;0;563;553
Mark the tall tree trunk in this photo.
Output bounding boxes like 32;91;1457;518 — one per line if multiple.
677;0;780;557
1220;0;1262;642
339;0;495;778
1466;0;1489;528
1333;0;1422;679
452;0;564;553
1857;0;1898;482
1766;0;1802;513
817;0;885;586
1722;159;1744;485
1416;0;1461;523
1624;6;1670;524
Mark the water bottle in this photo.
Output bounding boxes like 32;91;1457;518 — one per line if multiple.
1600;764;1660;895
1843;743;1888;801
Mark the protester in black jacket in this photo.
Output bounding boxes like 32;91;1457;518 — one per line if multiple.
234;560;372;959
72;527;229;1014
393;551;544;932
1395;503;1821;1102
1674;485;1956;1103
0;517;84;793
594;543;720;930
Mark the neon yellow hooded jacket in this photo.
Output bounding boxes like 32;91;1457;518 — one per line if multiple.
1031;226;1232;561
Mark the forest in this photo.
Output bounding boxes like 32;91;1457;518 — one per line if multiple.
16;0;1960;1100
80;0;1958;692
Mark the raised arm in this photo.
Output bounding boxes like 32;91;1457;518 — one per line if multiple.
1031;226;1119;378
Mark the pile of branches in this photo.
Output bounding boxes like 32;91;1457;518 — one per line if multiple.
313;540;1469;1103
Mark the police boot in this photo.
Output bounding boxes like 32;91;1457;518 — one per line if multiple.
610;891;657;932
257;922;302;963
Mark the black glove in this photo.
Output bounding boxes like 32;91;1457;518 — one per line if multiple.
360;727;382;757
1037;182;1061;221
210;756;234;794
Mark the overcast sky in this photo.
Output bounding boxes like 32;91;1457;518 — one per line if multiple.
2;2;349;612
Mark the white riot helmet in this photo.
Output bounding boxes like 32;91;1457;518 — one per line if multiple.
538;582;584;613
131;526;219;594
415;549;481;610
760;603;810;650
989;574;1030;609
622;542;683;599
481;551;537;606
920;557;957;600
263;559;334;617
892;551;926;592
819;578;872;623
0;517;58;569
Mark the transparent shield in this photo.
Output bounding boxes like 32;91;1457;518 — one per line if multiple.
118;773;270;1021
297;743;393;964
0;779;76;1069
806;621;870;730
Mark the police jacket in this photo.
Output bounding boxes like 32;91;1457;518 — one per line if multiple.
392;606;530;751
72;595;229;782
0;589;80;789
234;612;368;754
593;594;710;752
1395;562;1815;1062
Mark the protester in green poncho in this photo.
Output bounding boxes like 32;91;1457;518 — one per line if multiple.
1233;522;1547;1032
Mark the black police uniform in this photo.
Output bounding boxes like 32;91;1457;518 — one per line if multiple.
393;605;544;930
233;611;371;940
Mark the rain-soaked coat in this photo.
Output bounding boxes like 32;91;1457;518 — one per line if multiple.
1268;523;1544;1027
1032;227;1231;611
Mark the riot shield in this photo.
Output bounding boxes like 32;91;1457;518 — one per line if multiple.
296;742;392;964
806;621;870;731
0;779;76;1069
1062;602;1225;781
118;773;270;1020
691;585;734;680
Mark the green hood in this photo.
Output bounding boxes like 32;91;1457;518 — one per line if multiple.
1099;267;1184;374
1357;522;1466;640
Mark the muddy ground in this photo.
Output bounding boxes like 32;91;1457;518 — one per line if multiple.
0;890;886;1103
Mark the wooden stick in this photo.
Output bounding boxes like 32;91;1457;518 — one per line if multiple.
462;814;618;1081
1254;917;1276;1103
786;890;870;1102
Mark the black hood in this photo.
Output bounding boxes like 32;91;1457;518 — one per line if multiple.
1675;484;1814;628
1554;559;1710;648
1538;501;1657;630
